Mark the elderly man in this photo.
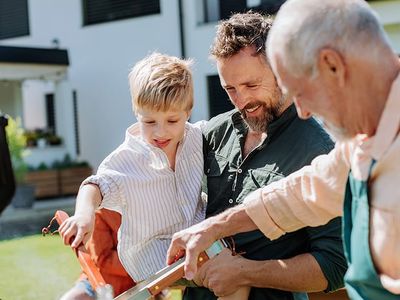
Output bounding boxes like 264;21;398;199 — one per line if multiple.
181;12;346;300
167;1;400;299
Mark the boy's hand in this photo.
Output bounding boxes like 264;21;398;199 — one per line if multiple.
59;214;94;248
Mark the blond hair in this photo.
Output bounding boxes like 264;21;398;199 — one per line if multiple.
129;52;194;112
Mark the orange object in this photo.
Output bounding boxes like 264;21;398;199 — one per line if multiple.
54;210;107;291
81;209;135;296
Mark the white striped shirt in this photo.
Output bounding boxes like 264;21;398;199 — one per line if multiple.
83;122;205;281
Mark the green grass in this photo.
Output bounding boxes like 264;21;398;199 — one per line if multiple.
0;234;81;300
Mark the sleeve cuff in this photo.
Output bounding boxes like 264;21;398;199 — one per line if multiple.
81;174;123;212
244;189;286;240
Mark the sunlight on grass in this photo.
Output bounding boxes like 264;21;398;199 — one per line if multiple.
0;234;81;300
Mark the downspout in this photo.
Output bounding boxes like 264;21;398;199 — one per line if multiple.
178;0;186;58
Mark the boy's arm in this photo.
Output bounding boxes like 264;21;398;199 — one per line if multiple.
59;183;102;248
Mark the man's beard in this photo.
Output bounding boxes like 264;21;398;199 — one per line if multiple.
239;98;284;133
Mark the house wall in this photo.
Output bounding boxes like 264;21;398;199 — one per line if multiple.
1;0;399;170
1;0;185;168
370;0;400;53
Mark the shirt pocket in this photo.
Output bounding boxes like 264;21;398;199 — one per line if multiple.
249;165;283;190
205;152;229;177
204;153;229;211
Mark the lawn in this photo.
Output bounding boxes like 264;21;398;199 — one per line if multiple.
0;234;81;300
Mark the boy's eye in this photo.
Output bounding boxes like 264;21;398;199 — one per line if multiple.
144;120;155;124
168;120;178;124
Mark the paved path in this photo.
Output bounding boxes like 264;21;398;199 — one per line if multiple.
0;197;75;240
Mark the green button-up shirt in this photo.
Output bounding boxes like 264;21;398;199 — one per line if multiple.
185;105;347;300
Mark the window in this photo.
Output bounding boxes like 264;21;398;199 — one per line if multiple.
207;75;234;118
82;0;161;26
0;0;29;40
45;94;56;134
203;0;286;23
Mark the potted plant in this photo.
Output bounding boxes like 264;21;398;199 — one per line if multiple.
5;116;35;208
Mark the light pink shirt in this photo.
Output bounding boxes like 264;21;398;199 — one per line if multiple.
244;73;400;294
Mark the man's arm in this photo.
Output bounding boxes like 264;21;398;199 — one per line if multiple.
167;144;350;280
245;144;349;240
194;248;327;297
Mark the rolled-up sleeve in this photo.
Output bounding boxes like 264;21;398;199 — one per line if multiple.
81;161;125;214
244;143;351;240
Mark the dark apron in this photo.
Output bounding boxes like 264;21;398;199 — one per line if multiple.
343;160;398;299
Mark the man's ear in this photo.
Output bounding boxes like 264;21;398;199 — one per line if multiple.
318;48;346;87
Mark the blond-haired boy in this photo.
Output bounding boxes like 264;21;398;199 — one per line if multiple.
60;53;248;299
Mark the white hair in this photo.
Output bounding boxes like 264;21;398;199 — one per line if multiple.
267;0;393;78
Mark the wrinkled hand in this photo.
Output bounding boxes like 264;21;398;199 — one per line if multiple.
166;218;219;280
58;214;94;248
195;248;247;297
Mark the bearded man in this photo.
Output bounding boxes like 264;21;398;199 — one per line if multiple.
181;12;347;300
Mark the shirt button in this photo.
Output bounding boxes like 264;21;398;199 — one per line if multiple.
228;199;234;204
237;168;242;173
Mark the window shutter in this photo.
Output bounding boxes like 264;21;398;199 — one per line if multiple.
0;0;29;40
83;0;160;26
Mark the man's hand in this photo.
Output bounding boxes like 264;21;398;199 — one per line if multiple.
166;218;220;280
167;204;258;280
194;248;248;297
59;213;94;248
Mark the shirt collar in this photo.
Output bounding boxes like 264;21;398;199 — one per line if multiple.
230;104;298;138
370;72;400;160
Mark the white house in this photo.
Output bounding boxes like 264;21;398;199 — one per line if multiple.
0;0;399;171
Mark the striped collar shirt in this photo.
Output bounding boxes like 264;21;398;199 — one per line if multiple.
83;122;205;281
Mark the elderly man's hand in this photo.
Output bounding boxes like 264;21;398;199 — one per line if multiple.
194;248;247;297
166;218;220;280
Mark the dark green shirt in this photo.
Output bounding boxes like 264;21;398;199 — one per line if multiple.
185;105;347;300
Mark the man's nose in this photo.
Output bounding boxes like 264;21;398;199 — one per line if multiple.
232;91;249;110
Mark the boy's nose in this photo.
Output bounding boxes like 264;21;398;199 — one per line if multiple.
154;124;166;137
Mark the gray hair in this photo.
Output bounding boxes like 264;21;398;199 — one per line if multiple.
267;0;392;78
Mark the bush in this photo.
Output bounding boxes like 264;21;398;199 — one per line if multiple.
5;116;29;183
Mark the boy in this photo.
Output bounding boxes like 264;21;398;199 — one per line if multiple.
59;52;204;281
59;53;248;299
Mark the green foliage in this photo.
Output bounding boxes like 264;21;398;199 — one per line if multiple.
52;154;90;170
36;162;49;171
24;128;63;147
5;116;29;183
